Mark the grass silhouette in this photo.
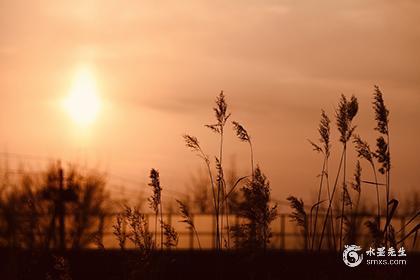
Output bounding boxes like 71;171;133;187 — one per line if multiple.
0;87;419;280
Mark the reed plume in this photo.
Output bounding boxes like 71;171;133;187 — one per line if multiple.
232;121;254;178
148;168;163;249
182;133;218;248
375;136;390;175
124;207;154;262
337;95;358;250
319;94;358;251
351;161;362;195
353;134;380;222
342;183;352;208
176;199;202;249
337;94;358;143
372;85;391;247
373;85;389;135
206;91;231;248
308;110;333;250
160;220;179;249
183;135;201;154
287;196;308;250
344;161;363;244
205;91;231;134
233;167;277;250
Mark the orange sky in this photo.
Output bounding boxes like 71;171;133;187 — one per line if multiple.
1;0;419;207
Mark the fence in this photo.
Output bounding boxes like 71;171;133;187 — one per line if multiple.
101;212;420;251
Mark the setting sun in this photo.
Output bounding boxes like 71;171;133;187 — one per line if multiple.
63;66;101;126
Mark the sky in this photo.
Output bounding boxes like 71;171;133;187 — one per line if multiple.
1;0;419;207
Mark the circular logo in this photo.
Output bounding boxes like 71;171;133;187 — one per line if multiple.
343;245;363;267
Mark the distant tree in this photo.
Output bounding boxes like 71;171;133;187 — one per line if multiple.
65;165;110;249
183;168;213;214
183;160;242;215
0;162;111;250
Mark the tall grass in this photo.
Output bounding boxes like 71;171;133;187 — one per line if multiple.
148;168;163;249
183;91;238;249
232;167;277;250
353;134;380;222
299;86;420;251
183;91;280;251
372;85;391;247
206;91;231;248
287;196;308;250
343;161;362;244
232;121;254;178
176;199;202;249
317;94;358;250
308;110;332;250
183;134;219;248
160;220;179;249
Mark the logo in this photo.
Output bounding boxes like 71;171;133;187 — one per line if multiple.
343;245;363;267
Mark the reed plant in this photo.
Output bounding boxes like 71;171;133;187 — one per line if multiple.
232;121;254;178
342;161;363;245
183;91;233;249
176;199;202;249
160;220;179;249
232;167;277;250
308;110;334;250
183;134;219;248
206;91;231;247
353;134;380;222
124;207;154;255
318;94;358;250
113;212;127;250
287;196;308;250
372;85;391;247
148;169;163;249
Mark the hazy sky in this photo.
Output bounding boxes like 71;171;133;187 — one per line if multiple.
1;0;419;206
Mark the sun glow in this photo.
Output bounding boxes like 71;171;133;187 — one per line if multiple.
64;66;101;126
